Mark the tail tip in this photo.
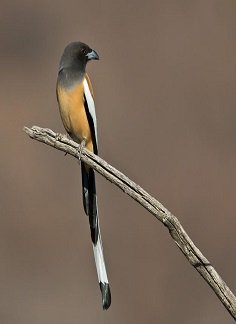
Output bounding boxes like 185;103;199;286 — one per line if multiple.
99;282;111;310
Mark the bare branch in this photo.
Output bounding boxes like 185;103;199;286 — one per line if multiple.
23;125;236;320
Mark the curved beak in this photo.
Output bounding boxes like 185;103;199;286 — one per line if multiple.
86;49;99;61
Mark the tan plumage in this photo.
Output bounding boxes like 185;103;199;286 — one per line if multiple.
57;74;94;152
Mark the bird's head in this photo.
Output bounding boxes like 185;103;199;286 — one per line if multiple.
59;41;99;72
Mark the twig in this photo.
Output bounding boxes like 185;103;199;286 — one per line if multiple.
23;125;236;320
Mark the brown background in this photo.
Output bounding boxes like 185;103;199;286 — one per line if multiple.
0;0;236;323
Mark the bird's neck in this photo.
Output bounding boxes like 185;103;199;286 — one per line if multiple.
58;66;85;89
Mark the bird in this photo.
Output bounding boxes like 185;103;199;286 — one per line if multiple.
56;41;111;310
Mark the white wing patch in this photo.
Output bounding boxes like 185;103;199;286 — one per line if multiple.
83;78;98;143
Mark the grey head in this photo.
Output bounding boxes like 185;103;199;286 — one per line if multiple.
58;42;99;85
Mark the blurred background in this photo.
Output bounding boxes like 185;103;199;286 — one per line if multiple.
0;0;236;323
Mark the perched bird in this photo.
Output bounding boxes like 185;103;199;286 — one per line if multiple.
56;41;111;310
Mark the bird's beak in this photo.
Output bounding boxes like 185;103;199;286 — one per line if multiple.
86;49;99;60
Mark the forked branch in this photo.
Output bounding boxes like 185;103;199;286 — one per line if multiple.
24;125;236;320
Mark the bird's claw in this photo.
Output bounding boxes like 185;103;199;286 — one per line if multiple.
78;140;86;161
55;133;63;141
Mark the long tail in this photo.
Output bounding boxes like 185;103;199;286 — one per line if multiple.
81;162;111;310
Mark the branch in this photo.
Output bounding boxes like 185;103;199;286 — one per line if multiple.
23;125;236;320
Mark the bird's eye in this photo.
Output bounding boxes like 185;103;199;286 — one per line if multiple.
81;48;87;55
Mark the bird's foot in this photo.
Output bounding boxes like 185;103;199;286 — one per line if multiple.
78;140;86;160
55;133;63;141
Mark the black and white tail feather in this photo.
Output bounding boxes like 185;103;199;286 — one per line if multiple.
81;78;111;310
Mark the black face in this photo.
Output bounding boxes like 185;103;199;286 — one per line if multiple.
76;43;92;60
69;42;99;62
